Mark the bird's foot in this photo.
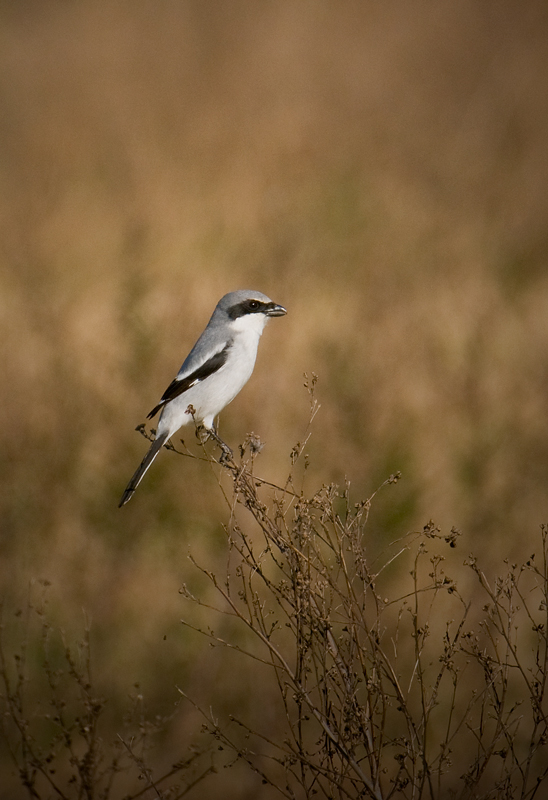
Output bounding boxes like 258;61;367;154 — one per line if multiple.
194;424;233;462
218;443;233;464
195;425;211;444
208;428;234;462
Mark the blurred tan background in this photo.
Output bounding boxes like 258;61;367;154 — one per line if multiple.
1;0;548;795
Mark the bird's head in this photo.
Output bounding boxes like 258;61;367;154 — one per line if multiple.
218;290;287;330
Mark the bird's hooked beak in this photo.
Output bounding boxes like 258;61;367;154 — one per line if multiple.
265;302;287;317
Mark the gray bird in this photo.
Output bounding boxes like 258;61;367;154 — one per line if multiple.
119;290;287;506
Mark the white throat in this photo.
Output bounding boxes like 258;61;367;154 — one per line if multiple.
230;313;269;337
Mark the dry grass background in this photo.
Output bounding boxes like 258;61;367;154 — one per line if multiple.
1;0;548;796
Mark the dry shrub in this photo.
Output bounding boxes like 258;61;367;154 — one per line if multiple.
0;584;214;800
2;390;548;798
175;384;548;799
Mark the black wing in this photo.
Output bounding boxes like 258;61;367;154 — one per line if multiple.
147;342;231;420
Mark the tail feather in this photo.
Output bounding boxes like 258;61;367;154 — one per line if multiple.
118;433;168;507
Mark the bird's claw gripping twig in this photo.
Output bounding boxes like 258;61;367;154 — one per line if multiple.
207;427;234;463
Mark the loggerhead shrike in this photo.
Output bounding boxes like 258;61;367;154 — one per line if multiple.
119;290;287;507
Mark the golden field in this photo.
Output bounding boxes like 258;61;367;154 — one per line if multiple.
1;2;548;797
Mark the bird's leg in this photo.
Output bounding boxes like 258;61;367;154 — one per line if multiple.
194;424;211;445
208;425;234;463
193;422;233;462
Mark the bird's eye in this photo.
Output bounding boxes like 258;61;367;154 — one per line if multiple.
248;300;260;311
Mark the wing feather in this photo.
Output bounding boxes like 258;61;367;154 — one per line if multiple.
147;342;231;420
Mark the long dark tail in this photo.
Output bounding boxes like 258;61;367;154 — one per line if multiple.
118;432;168;507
